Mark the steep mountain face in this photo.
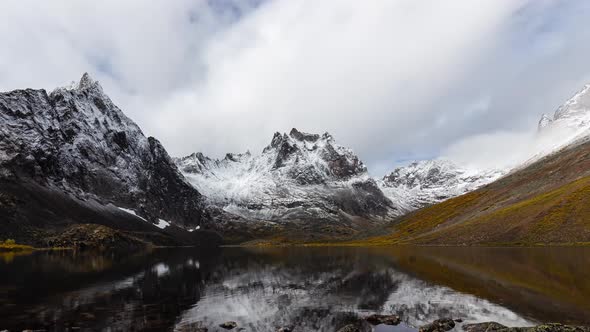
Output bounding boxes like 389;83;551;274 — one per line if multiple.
176;129;397;241
0;74;218;246
378;160;504;213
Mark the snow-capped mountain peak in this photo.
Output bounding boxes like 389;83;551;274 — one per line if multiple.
378;159;504;212
524;83;590;166
176;129;395;227
77;72;102;90
538;83;590;133
0;73;207;231
257;128;367;182
54;72;107;98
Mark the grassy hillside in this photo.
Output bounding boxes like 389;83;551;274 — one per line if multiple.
354;138;590;246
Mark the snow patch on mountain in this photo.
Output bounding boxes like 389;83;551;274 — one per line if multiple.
117;207;147;221
156;219;171;229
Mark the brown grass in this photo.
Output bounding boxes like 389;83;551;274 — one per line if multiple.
348;140;590;246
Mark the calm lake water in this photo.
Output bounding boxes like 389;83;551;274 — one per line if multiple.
0;246;589;331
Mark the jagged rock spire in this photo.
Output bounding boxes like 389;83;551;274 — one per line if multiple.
76;72;102;92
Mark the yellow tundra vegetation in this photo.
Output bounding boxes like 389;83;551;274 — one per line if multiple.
351;141;590;246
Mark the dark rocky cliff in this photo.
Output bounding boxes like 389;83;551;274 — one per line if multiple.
0;74;219;247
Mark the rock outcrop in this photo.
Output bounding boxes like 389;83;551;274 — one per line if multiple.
463;322;590;332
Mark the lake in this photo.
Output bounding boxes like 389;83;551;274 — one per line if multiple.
0;246;589;331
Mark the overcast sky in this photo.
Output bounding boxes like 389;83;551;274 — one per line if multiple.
2;0;590;175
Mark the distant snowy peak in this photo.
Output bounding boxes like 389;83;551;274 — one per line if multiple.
176;151;251;173
382;159;502;190
176;152;211;174
179;128;368;185
527;83;590;165
538;84;590;133
379;159;504;212
176;128;395;225
383;159;461;189
262;128;367;180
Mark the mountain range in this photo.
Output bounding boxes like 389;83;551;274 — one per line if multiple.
2;73;590;246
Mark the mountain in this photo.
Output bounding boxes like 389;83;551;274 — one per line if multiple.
358;135;590;245
354;83;590;246
532;84;590;159
176;128;397;242
377;83;590;216
0;74;220;247
378;159;504;213
539;84;590;133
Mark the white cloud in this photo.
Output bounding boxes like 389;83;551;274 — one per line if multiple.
442;131;535;170
152;0;525;158
2;0;590;175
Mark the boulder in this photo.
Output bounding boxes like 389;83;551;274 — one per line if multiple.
365;314;401;325
462;322;590;332
420;318;456;332
463;322;508;332
219;321;238;330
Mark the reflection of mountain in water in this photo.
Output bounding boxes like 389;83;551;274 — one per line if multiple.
2;247;590;331
0;249;218;331
175;248;531;331
387;247;590;325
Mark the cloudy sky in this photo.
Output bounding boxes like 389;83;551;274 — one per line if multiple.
2;0;590;175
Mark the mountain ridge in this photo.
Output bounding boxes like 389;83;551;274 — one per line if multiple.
0;73;220;247
176;127;398;242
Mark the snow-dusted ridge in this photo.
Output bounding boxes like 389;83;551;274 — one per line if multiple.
179;129;509;221
0;73;211;239
527;83;590;164
380;82;590;211
539;84;590;133
179;80;590;223
176;128;396;224
378;159;505;213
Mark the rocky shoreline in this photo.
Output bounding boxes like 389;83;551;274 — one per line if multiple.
172;314;590;332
